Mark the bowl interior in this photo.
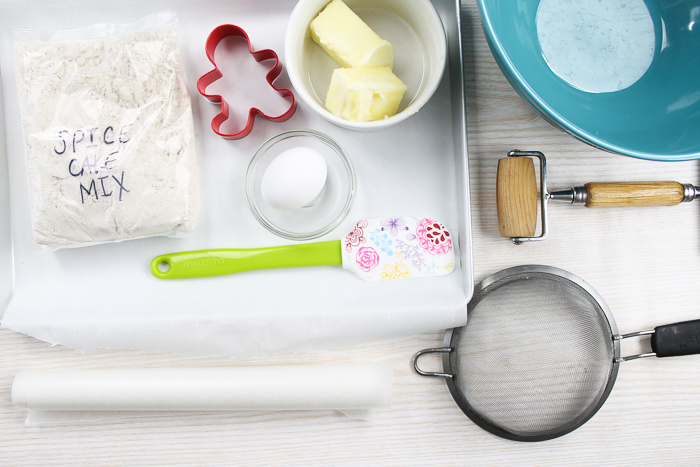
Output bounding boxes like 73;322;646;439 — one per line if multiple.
246;130;356;240
286;0;446;130
479;0;700;160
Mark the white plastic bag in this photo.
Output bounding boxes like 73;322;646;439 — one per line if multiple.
13;11;199;249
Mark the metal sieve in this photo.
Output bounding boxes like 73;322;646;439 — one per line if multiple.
414;265;700;442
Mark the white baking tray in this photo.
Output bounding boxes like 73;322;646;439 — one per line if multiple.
0;0;472;357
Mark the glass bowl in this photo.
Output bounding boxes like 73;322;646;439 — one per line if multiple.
246;129;356;240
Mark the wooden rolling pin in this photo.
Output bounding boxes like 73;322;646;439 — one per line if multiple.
497;155;700;239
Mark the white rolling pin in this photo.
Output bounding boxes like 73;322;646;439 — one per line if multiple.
12;362;393;411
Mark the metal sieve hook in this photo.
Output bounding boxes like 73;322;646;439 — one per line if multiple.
413;348;453;378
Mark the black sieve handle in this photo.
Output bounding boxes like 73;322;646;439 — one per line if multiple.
651;319;700;358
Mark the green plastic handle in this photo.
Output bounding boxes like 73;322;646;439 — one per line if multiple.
151;240;343;279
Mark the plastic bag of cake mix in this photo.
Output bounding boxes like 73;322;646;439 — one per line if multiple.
13;11;199;249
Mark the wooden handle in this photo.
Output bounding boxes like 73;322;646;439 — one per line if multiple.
584;182;685;208
497;157;538;237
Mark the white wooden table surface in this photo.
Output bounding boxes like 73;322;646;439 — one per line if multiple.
2;1;700;465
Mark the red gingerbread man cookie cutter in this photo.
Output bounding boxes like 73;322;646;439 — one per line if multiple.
197;25;297;140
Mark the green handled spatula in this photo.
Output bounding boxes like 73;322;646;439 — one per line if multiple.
151;216;456;281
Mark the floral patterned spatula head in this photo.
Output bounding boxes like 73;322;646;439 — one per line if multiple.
151;216;455;282
341;217;455;281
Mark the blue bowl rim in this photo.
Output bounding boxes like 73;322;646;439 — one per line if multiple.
476;0;700;162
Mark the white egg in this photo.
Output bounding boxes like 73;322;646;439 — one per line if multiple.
261;146;328;210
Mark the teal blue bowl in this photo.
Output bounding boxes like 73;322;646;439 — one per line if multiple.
477;0;700;161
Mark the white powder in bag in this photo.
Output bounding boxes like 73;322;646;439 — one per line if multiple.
14;19;199;248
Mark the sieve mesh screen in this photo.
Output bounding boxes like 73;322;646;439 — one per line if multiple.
451;272;614;438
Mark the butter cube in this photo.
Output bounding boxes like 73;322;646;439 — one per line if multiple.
310;0;394;69
325;67;407;122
